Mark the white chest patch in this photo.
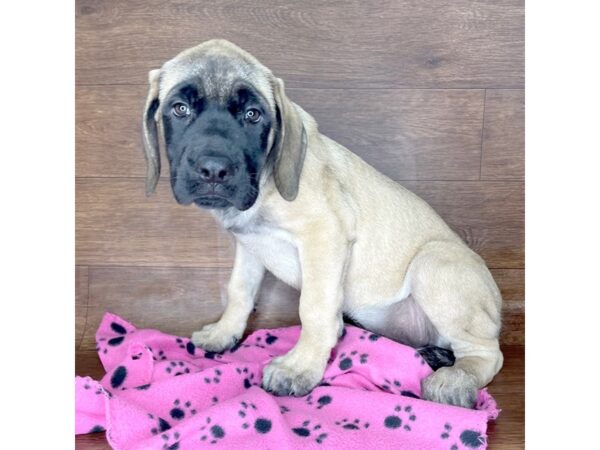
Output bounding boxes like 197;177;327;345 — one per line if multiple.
235;226;302;289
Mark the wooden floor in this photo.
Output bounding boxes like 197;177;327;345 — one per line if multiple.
76;0;524;448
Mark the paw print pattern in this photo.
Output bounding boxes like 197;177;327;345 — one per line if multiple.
265;332;278;345
338;350;369;370
165;361;192;376
153;349;167;362
148;413;172;435
169;399;197;420
441;424;485;450
381;378;402;393
199;416;226;444
291;420;328;444
238;400;258;427
237;401;273;434
280;405;291;414
203;368;222;384
359;330;381;342
95;321;130;354
335;418;370;430
236;367;258;389
383;404;417;431
441;423;453;440
459;429;485;448
175;337;197;356
159;431;181;450
305;394;333;409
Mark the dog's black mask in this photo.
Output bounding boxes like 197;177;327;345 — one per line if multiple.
161;82;272;211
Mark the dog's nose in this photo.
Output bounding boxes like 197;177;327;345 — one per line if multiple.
194;156;234;184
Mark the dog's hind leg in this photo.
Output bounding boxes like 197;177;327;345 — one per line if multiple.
409;241;504;408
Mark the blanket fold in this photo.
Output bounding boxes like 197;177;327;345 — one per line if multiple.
76;312;499;449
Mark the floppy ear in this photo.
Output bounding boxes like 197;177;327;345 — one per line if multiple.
142;69;162;196
271;77;307;201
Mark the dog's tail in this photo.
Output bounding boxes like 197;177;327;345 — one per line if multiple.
416;345;456;370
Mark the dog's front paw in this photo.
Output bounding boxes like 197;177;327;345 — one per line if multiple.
262;354;323;396
421;366;478;408
191;322;242;353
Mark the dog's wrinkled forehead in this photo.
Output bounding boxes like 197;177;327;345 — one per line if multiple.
158;39;275;107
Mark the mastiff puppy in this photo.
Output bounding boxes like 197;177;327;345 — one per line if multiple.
142;39;503;408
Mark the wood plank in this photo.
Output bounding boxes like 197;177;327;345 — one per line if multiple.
80;266;521;351
76;266;89;350
80;268;300;352
75;178;235;267
402;181;524;268
76;178;523;268
76;0;524;88
77;85;485;180
492;269;524;345
75;345;524;449
481;90;525;179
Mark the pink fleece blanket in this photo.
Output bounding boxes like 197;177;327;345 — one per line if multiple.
75;312;499;449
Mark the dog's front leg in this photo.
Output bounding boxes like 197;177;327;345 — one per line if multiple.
192;242;265;352
262;225;348;396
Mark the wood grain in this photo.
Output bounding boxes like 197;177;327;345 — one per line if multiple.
401;181;524;268
77;85;485;180
76;267;521;347
481;90;525;180
76;0;524;88
75;178;235;267
76;266;89;350
75;345;524;449
80;268;302;352
76;178;523;269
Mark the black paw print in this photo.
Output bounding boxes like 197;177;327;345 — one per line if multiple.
280;405;291;414
148;413;172;435
165;361;192;376
237;401;273;434
153;349;167;362
159;431;180;450
253;336;267;349
110;365;128;389
199;417;226;444
381;378;402;393
335;418;370;430
203;368;222;384
238;400;257;427
338;350;369;370
440;422;453;440
236;367;257;389
291;420;328;444
305;394;332;409
265;332;278;345
359;330;380;342
442;427;485;449
175;337;196;356
95;322;130;354
383;404;417;431
169;399;197;420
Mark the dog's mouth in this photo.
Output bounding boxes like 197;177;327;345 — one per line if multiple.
193;193;232;209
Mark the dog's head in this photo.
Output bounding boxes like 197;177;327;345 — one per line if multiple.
142;39;307;211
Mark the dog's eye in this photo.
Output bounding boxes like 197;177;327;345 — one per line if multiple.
172;103;191;118
244;108;262;123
